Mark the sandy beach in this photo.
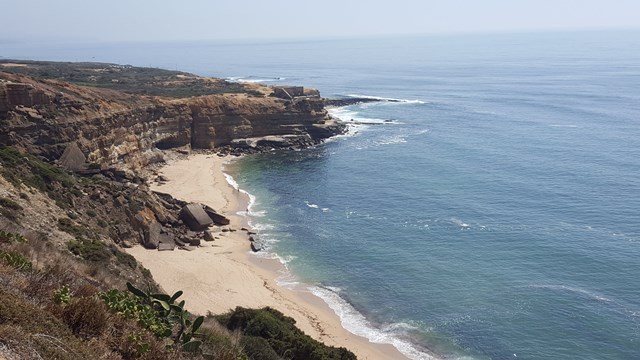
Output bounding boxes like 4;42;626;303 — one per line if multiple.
126;153;408;360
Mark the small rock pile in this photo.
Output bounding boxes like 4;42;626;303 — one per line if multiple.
133;201;237;252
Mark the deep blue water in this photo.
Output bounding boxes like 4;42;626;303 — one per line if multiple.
4;30;640;359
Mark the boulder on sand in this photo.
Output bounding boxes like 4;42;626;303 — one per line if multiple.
143;221;162;249
203;205;230;225
204;230;216;242
249;234;264;252
133;208;166;249
158;242;176;251
180;203;213;231
250;241;263;252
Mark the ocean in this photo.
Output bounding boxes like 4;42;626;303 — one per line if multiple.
4;30;640;359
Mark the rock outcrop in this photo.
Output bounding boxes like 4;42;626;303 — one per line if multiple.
0;68;345;171
0;62;349;253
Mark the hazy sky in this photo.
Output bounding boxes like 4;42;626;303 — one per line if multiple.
4;0;639;42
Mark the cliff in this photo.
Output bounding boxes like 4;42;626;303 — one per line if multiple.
0;61;344;170
0;60;348;252
0;61;356;359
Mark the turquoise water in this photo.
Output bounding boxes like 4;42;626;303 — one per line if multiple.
4;31;640;359
225;32;640;359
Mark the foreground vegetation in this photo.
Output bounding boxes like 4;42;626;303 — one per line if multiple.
0;146;356;359
0;230;355;360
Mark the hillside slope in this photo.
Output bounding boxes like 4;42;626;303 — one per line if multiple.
0;61;354;360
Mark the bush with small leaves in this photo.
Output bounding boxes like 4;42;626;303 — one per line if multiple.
0;250;32;271
53;286;72;305
67;238;111;263
99;288;172;339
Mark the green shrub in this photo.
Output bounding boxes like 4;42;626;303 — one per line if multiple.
115;249;137;269
67;238;111;262
0;250;32;271
0;147;75;207
0;196;23;222
0;196;22;210
126;332;152;356
220;307;357;360
0;231;28;244
240;336;281;360
53;286;73;305
99;288;172;338
124;282;204;351
57;218;90;238
55;199;71;209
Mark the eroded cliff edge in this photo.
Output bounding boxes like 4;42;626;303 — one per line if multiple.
0;61;344;170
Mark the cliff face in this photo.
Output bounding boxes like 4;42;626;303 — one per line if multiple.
0;70;343;168
188;94;339;149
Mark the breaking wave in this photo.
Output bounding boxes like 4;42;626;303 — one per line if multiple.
328;107;399;125
309;286;439;360
346;94;426;104
225;76;286;83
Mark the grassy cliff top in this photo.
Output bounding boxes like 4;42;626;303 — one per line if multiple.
0;60;263;98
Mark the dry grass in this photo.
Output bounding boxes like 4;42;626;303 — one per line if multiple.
62;297;110;339
198;318;246;360
0;237;243;360
0;260;180;360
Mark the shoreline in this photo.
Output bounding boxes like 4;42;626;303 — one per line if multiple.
126;152;410;360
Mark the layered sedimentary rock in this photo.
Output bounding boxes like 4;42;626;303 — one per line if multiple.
189;94;341;149
0;71;344;168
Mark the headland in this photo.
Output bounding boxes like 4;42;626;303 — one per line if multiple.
0;59;409;359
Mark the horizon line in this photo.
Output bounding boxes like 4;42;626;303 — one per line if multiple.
1;26;639;46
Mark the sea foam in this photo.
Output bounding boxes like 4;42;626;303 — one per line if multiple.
346;94;426;104
328;107;392;125
225;167;437;359
309;286;439;360
225;76;286;83
528;284;613;303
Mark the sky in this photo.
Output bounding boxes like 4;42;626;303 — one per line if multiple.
3;0;640;42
